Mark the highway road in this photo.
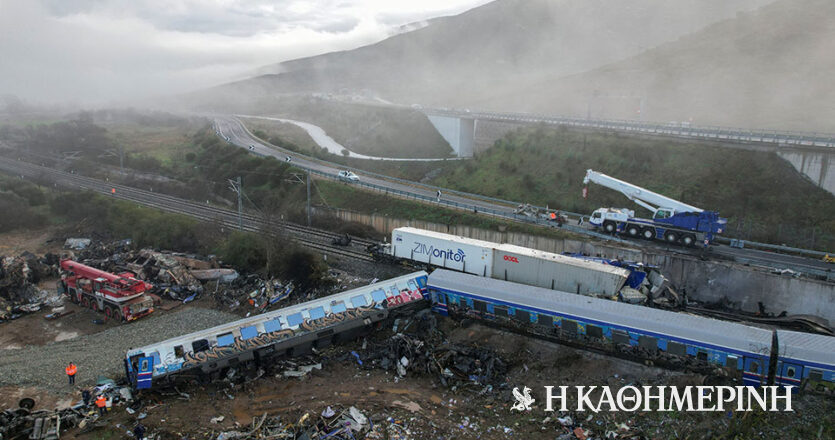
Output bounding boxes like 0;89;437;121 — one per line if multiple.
215;116;835;281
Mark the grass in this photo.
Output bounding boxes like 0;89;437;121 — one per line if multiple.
249;96;453;158
243;118;323;155
431;125;835;250
104;122;201;168
313;179;576;240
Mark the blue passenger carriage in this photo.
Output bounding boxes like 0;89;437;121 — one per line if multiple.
775;330;835;394
428;269;773;385
125;272;428;390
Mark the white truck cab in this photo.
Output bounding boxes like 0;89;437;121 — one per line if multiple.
590;208;635;231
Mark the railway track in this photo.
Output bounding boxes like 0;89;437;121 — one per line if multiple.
0;157;375;262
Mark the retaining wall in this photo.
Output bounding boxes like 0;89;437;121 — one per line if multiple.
319;207;835;323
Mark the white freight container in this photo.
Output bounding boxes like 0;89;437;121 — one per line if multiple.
492;244;629;296
391;227;493;277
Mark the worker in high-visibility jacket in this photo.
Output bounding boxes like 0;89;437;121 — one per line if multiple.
95;395;107;416
65;362;77;385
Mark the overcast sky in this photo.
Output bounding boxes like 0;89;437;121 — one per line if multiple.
0;0;492;105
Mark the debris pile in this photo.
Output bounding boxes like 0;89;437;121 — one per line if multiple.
347;311;509;390
67;239;314;313
0;251;61;321
213;406;418;440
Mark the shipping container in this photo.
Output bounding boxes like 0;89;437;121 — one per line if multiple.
390;228;630;296
492;244;629;296
391;227;493;277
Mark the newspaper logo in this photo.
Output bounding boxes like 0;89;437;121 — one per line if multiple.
511;386;536;411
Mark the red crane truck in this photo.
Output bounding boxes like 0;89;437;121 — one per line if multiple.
58;259;155;322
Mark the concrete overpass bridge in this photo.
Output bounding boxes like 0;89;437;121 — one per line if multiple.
419;107;835;195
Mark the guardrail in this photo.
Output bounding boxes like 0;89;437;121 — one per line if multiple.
425;109;835;148
225;117;832;261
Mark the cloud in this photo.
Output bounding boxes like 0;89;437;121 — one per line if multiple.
0;0;491;105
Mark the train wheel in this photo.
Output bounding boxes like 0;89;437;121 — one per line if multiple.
664;231;678;243
81;296;89;307
91;302;98;313
682;234;696;246
626;225;640;237
603;221;616;233
104;307;113;321
641;228;655;240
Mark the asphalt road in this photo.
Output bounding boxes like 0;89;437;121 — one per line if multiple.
215;116;835;280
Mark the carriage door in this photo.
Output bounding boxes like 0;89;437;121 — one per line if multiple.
136;356;154;389
431;291;448;315
778;361;803;391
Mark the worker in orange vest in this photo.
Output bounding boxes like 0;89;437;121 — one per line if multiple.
65;362;77;385
95;394;107;416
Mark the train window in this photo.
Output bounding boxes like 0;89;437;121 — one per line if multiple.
515;309;531;323
612;330;629;345
697;350;708;362
586;325;603;339
140;359;149;371
330;301;347;314
309;307;325;320
473;300;487;313
809;370;823;381
371;289;388;304
667;342;686;356
538;314;553;327
287;313;304;327
445;295;456;306
240;326;258;340
351;295;367;308
638;336;657;351
150;351;161;366
562;320;578;336
748;361;760;373
408;280;419;292
786;367;796;378
493;305;508;317
725;355;738;370
192;339;209;353
263;319;282;333
217;332;235;347
174;345;184;358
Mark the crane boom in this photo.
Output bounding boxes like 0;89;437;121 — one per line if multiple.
581;169;726;247
583;169;702;217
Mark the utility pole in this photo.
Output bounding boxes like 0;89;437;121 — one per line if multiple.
306;170;311;226
228;176;243;230
119;144;124;173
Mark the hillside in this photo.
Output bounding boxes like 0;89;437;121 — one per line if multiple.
432;125;835;250
487;0;835;131
190;0;771;112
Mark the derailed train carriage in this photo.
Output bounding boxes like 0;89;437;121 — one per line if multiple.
427;269;835;392
125;272;428;390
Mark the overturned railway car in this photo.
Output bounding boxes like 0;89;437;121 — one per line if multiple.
427;269;835;392
388;227;632;297
125;272;428;390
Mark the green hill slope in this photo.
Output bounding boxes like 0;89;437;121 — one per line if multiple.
433;126;835;250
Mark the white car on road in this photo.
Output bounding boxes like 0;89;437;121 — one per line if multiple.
337;171;360;182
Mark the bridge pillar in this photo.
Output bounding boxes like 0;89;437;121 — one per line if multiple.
426;115;475;157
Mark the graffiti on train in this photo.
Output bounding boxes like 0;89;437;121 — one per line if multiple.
182;328;295;367
182;305;378;368
300;304;377;332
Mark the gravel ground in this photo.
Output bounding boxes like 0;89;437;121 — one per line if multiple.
0;306;237;390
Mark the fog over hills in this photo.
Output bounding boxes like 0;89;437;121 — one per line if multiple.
486;0;835;131
189;0;835;132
